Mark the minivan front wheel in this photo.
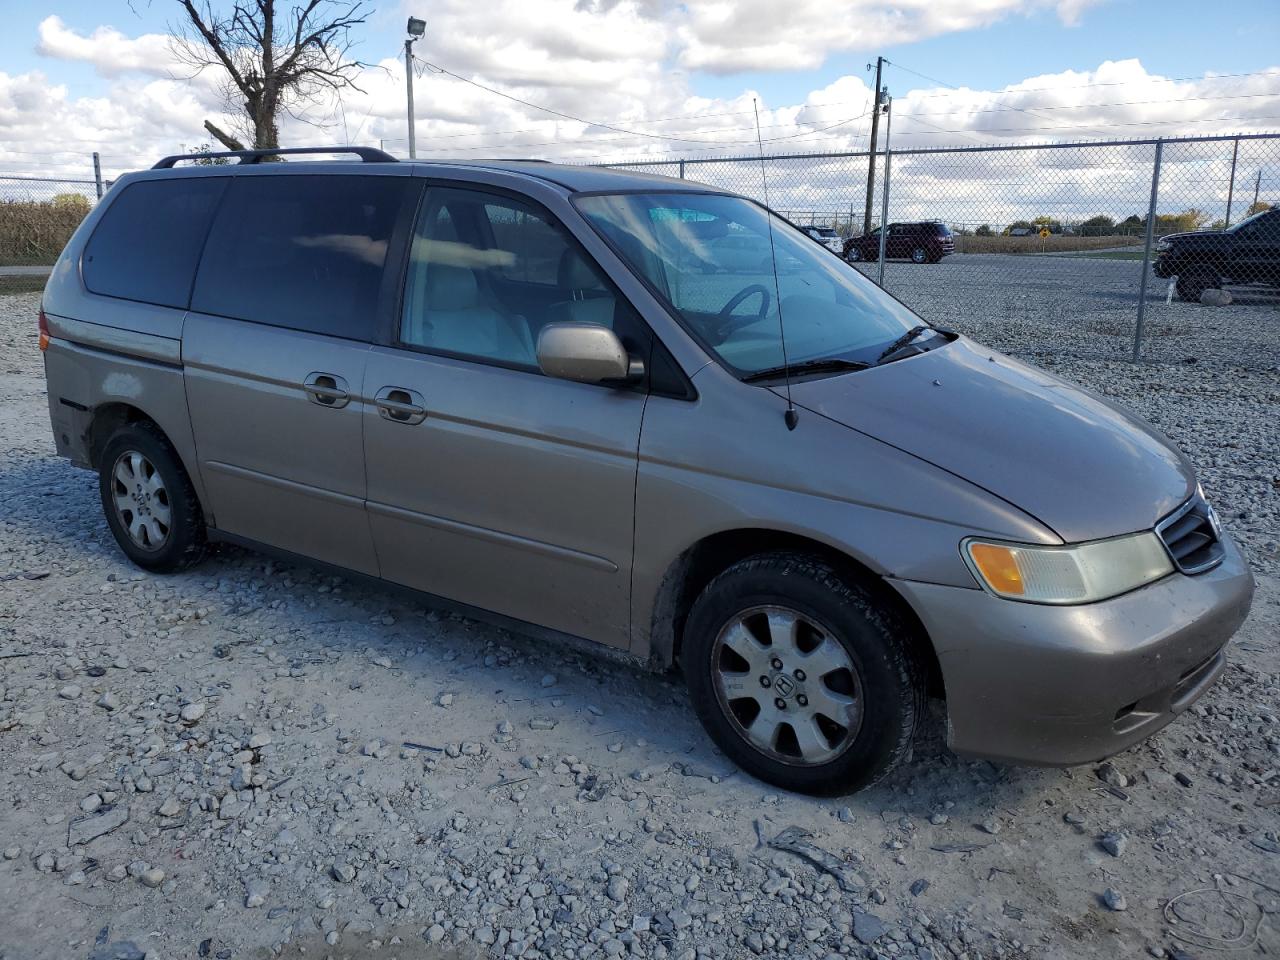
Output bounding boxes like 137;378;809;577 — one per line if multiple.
99;422;208;573
911;246;928;264
683;554;924;795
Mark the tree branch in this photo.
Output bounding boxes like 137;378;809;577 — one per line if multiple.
203;120;246;151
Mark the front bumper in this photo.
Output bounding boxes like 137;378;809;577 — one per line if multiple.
1152;256;1175;278
891;534;1255;766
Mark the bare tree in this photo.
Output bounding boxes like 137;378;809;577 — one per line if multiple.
173;0;369;151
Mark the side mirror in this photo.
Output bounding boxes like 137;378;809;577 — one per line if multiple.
536;323;643;385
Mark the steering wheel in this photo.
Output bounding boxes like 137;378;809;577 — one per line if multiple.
710;284;772;344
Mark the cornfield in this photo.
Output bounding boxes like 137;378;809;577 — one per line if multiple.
0;197;91;267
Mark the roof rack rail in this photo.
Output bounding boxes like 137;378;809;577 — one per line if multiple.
152;146;397;169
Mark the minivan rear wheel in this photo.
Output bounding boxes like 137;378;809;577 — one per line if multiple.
98;422;208;573
682;553;925;795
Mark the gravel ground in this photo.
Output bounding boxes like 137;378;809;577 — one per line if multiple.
1;288;1278;960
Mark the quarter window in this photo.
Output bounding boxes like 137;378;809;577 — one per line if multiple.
192;175;411;340
401;187;632;370
83;177;227;309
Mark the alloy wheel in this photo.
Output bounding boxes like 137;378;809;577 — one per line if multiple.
711;605;864;766
110;450;172;551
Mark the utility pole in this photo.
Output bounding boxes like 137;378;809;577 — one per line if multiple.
862;56;885;236
405;17;426;159
1254;169;1262;211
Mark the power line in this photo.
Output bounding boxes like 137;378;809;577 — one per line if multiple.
412;54;874;148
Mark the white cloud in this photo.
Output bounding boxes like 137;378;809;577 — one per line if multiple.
36;15;176;78
671;0;1105;73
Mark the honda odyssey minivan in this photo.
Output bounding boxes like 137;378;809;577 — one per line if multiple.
39;147;1254;794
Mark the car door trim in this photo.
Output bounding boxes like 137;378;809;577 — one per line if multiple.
203;460;365;508
366;499;619;573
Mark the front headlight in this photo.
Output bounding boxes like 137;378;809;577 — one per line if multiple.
1155;239;1171;252
963;532;1173;604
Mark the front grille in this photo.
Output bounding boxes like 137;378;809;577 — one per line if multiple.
1156;494;1224;574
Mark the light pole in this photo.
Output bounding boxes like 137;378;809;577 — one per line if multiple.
875;89;893;287
405;16;425;159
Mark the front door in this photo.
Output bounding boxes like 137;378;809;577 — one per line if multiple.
363;185;649;648
183;172;415;573
1231;211;1280;283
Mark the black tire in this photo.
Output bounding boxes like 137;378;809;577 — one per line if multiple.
98;421;208;573
682;553;925;795
844;246;862;263
911;246;927;264
1175;272;1216;302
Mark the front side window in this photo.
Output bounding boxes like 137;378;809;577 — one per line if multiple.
575;192;925;376
192;174;410;340
401;187;632;370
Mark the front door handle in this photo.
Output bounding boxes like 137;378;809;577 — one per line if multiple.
302;372;350;408
374;386;427;425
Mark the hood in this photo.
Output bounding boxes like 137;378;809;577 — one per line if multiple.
1160;230;1227;245
785;337;1194;543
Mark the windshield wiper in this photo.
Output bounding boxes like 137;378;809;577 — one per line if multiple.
875;324;933;364
742;357;871;383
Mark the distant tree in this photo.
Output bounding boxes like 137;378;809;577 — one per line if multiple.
1154;209;1209;235
1210;218;1227;230
1245;201;1273;216
1080;214;1115;236
974;224;994;237
51;193;91;211
187;142;232;165
172;0;370;151
1118;214;1144;235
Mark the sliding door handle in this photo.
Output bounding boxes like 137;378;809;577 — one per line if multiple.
374;386;427;425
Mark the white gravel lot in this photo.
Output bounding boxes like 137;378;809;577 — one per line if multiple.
1;288;1278;960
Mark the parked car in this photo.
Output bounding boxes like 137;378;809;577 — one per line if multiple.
40;147;1254;795
801;225;845;255
1152;207;1280;301
844;221;955;263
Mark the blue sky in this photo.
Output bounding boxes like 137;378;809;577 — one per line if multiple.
11;0;1279;104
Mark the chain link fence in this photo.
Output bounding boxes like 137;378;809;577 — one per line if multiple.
0;170;105;294
598;133;1280;369
3;138;1278;371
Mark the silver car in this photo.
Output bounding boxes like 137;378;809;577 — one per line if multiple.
39;147;1255;795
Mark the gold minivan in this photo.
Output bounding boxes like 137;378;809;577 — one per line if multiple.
40;147;1254;794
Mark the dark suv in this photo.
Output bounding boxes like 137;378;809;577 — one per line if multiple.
1152;207;1280;301
844;221;955;264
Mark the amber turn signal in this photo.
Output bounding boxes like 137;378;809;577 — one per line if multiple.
967;542;1025;596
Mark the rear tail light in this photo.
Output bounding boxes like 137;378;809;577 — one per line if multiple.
38;309;50;351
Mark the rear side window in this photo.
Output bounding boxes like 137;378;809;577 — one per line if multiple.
192;175;410;340
83;177;227;308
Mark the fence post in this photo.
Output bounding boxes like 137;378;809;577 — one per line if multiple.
1132;138;1163;363
92;152;103;199
678;159;685;180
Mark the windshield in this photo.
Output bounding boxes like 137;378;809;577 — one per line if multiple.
1226;209;1272;233
575;192;925;375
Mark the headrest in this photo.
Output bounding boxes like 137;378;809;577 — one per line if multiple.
426;265;479;311
557;250;602;292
